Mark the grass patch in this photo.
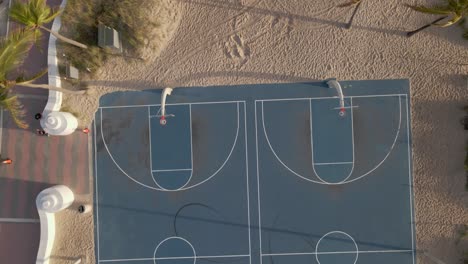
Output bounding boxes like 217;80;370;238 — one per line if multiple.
60;0;161;74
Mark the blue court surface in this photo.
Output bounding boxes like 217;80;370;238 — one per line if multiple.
93;79;416;264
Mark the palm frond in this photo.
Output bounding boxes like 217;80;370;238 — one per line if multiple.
15;68;48;84
10;1;36;27
10;0;61;28
42;8;62;24
0;90;28;129
435;13;463;26
0;29;35;80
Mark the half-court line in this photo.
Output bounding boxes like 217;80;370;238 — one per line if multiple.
262;249;413;257
99;254;250;263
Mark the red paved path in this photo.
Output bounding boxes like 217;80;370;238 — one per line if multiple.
0;0;91;263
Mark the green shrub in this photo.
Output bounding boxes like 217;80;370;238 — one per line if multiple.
60;0;159;74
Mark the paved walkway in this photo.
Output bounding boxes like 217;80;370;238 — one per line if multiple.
0;0;91;263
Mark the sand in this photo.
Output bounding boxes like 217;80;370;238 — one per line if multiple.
58;0;467;263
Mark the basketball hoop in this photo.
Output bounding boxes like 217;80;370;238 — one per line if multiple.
159;87;173;126
160;116;167;126
339;108;346;117
327;79;347;117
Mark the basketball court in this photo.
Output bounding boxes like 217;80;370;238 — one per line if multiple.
93;79;415;264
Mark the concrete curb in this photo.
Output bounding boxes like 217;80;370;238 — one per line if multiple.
44;0;67;115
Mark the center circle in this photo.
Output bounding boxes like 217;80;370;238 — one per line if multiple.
315;231;359;264
153;237;196;264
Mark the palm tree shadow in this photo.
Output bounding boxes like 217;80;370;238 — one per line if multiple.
177;0;407;36
178;0;347;28
87;71;320;90
2;96;48;133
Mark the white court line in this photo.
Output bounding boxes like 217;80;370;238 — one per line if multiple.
244;103;252;264
262;249;413;257
309;97;355;184
405;95;415;264
153;236;195;264
99;254;250;263
314;162;353;165
100;258;153;263
307;100;327;183
345;96;402;184
256;93;407;103
262;101;321;184
100;102;242;192
315;231;358;264
94;116;101;262
254;102;263;264
147;106;162;189
157;254;250;260
187;104;194;189
343;97;356;183
150;105;194;190
309;98;356;183
261;96;402;185
0;218;39;223
147;106;171;190
99;100;244;109
152;169;192;172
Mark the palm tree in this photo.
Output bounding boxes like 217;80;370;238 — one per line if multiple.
0;89;28;129
337;0;363;29
0;29;85;95
0;29;34;129
406;0;468;37
0;29;85;128
9;0;87;49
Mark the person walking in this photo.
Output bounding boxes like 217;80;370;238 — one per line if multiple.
1;158;12;165
36;129;49;136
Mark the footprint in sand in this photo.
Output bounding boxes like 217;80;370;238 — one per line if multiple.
224;34;251;67
270;14;295;36
223;13;253;68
